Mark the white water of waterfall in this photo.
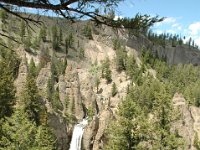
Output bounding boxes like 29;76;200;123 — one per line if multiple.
69;119;88;150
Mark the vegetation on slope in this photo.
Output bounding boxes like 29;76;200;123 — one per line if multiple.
1;5;200;149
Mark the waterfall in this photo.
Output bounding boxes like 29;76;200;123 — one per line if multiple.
69;119;88;150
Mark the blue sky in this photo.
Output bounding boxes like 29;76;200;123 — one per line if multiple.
118;0;200;46
22;0;200;46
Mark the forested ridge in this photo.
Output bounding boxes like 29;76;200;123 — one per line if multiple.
1;5;200;150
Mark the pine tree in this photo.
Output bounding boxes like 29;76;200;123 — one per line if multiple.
47;76;63;112
52;26;59;50
152;83;183;149
111;82;117;97
126;54;137;78
59;28;63;44
32;36;39;48
51;52;59;81
95;76;100;93
65;37;69;55
105;92;151;150
20;20;26;42
194;132;200;150
29;58;37;77
102;58;112;83
21;74;42;125
0;60;15;119
68;32;74;47
0;110;37;149
24;32;32;51
0;9;8;31
79;47;85;58
113;38;121;50
52;89;63;112
0;47;18;119
65;32;74;54
83;24;93;39
0;110;56;149
39;25;47;42
116;46;127;72
34;125;56;149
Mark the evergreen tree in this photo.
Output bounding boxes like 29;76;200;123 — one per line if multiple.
29;58;37;77
126;54;137;78
111;82;117;97
68;32;74;47
52;26;59;50
34;125;56;149
194;132;200;150
65;32;74;54
79;48;85;58
65;37;69;55
105;92;151;150
51;52;59;81
47;77;54;102
0;110;56;149
152;83;183;149
0;60;15;119
59;28;63;44
38;46;51;70
0;47;18;119
102;58;112;83
24;32;32;51
39;25;47;42
116;46;127;72
52;88;63;112
21;74;42;125
113;38;121;50
95;76;100;93
32;36;39;49
47;75;63;112
0;110;37;149
0;9;8;30
20;20;26;42
83;24;93;39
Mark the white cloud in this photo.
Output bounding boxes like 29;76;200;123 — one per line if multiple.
155;17;177;27
172;23;179;28
166;29;176;34
189;22;200;36
172;23;182;31
177;26;182;30
163;17;176;24
152;16;200;47
155;30;163;34
114;15;123;20
194;37;200;47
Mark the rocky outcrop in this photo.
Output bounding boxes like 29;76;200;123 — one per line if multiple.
127;35;200;65
36;62;52;98
92;109;113;150
153;45;200;65
65;65;85;121
172;93;200;149
190;106;200;143
36;63;70;150
82;117;99;150
14;55;28;99
172;93;194;149
48;114;69;150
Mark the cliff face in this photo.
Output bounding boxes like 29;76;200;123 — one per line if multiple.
13;20;200;150
127;35;200;65
172;93;200;149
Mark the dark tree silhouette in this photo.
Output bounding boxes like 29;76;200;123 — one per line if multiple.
0;0;163;48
